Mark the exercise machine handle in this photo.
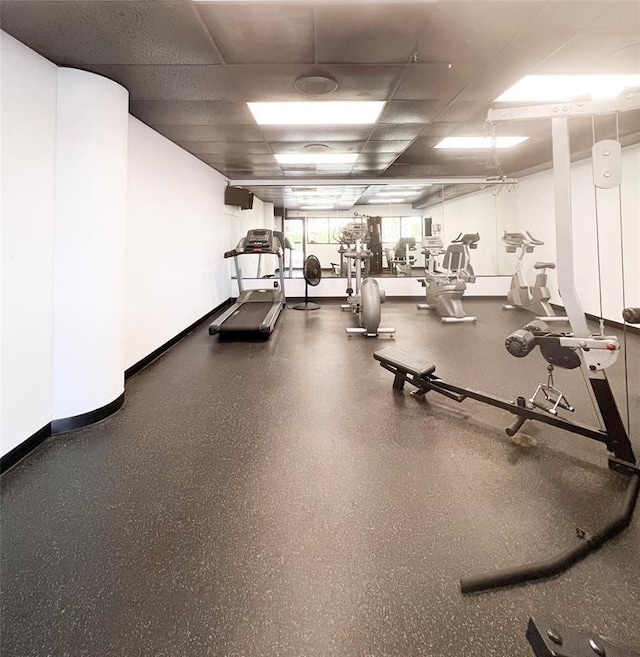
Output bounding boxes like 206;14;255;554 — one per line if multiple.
223;249;237;258
525;231;545;246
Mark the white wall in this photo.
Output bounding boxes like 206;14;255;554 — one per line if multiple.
53;69;129;420
126;125;278;369
426;187;519;276
125;118;231;369
1;33;57;455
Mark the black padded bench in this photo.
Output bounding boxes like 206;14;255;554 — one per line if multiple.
374;347;437;393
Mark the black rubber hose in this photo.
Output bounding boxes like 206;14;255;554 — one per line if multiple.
460;473;639;594
623;307;640;323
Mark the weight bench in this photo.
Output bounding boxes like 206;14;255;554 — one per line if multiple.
374;347;438;396
374;347;480;404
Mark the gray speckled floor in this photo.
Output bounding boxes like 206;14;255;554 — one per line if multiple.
2;299;639;657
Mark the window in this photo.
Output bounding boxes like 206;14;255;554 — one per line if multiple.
381;216;422;245
284;219;303;249
284;219;304;269
329;218;352;243
287;214;424;249
382;217;401;244
402;216;422;239
307;218;330;244
303;217;354;244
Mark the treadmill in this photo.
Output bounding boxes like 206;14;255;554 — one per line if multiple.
209;229;286;339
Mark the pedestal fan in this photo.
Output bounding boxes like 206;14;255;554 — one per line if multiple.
292;255;321;310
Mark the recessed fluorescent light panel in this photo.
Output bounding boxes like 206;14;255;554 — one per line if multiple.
387;185;430;189
248;102;385;125
496;75;640;102
434;137;528;149
368;198;407;204
300;205;334;210
376;191;418;197
294;191;342;197
275;153;358;165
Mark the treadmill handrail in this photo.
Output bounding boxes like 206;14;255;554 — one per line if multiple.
239;246;283;256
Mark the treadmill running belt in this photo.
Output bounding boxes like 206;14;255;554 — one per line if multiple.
218;302;274;333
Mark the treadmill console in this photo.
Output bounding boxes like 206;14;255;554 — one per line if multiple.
244;229;274;252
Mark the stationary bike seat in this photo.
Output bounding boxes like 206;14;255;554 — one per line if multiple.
534;261;555;270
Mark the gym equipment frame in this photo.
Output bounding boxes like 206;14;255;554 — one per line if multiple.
526;616;640;657
502;230;561;321
375;90;640;593
417;232;479;323
339;218;395;337
209;229;286;338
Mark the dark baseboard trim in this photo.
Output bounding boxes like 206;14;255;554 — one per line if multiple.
1;423;52;474
125;299;233;379
2;392;126;475
2;301;232;475
583;311;640;335
51;392;125;435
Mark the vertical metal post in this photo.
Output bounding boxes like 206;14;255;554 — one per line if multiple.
234;255;244;295
552;116;631;448
278;248;286;305
551;116;591;338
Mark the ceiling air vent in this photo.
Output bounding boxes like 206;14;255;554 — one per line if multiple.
294;75;339;96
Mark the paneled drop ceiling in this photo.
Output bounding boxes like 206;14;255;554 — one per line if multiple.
2;0;639;209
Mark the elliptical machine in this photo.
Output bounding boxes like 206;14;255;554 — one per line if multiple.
339;221;395;337
417;233;479;323
502;231;559;320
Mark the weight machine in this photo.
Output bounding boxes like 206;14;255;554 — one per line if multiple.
374;90;640;593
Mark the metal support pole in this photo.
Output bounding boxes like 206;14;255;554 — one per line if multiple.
551;117;591;338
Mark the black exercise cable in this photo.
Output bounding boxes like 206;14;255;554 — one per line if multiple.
591;115;606;331
460;473;639;594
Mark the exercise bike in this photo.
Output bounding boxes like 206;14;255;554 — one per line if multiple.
417;233;479;323
502;231;563;321
339;222;395;337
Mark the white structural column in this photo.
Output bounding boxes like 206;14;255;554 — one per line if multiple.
52;68;129;425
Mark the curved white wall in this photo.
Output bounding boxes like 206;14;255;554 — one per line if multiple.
52;69;129;420
1;33;58;454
